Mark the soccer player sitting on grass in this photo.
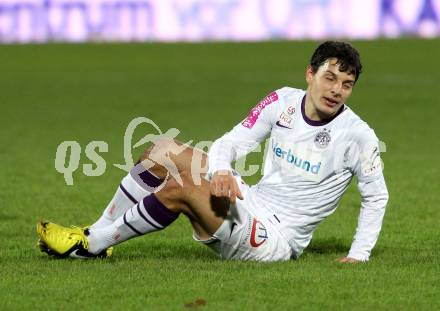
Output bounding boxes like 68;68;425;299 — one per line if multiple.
37;41;388;263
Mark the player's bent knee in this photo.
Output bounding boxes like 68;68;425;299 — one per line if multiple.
140;138;184;161
153;138;183;156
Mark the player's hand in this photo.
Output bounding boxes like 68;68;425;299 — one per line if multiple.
210;170;244;204
337;257;361;263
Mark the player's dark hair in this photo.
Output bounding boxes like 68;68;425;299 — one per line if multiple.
309;41;362;82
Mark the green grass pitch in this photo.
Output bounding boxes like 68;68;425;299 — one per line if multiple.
0;39;439;310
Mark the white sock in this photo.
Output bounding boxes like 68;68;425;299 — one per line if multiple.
90;174;149;228
88;194;179;254
91;167;163;229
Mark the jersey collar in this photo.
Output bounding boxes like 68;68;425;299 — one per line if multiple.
301;94;345;126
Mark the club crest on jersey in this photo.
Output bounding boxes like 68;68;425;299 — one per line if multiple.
314;128;331;149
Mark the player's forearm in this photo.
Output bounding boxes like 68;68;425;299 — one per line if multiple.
207;93;276;177
348;177;389;261
208;129;264;176
207;134;237;176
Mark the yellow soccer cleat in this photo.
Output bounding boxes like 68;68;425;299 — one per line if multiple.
36;221;112;259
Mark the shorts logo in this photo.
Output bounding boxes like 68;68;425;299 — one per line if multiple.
314;128;331;149
242;92;278;128
250;218;268;247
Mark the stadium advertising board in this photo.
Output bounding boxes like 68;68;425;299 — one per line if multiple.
1;0;439;42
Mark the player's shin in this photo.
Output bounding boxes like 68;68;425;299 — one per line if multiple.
91;167;163;229
87;194;179;254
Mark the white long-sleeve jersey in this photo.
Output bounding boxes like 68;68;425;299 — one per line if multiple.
208;87;389;261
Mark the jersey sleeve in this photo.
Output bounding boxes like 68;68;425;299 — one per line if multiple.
351;128;384;183
207;90;281;176
347;128;389;261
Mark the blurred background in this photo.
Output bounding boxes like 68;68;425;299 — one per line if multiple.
0;0;439;43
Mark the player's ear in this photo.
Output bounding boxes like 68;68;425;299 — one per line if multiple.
305;65;314;84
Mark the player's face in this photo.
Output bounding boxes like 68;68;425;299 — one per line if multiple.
305;58;356;119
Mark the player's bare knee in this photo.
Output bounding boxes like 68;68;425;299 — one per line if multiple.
139;138;183;161
139;144;154;161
